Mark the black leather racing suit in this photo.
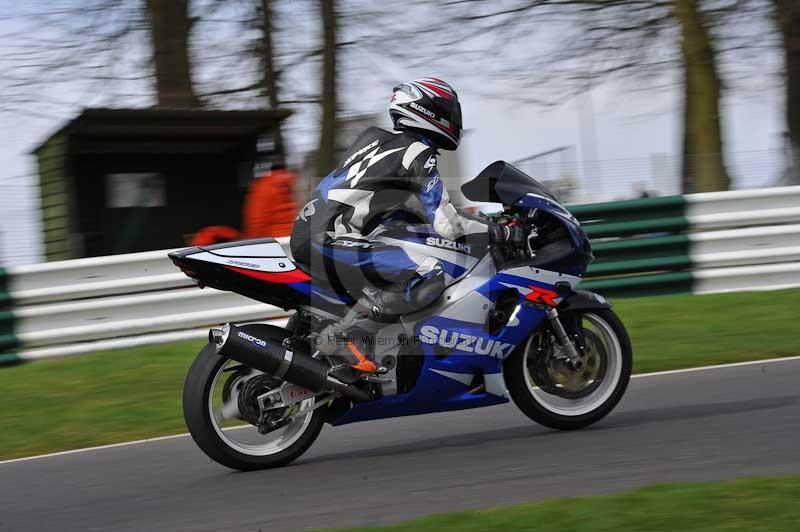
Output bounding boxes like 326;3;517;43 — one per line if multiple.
290;126;491;357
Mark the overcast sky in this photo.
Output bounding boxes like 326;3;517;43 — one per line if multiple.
0;2;789;265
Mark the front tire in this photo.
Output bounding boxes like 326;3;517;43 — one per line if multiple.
183;324;326;471
504;308;632;430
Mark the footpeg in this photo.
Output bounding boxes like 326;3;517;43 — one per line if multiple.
361;374;394;384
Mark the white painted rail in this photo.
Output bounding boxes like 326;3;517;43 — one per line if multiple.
686;186;800;293
2;187;800;366
1;238;292;364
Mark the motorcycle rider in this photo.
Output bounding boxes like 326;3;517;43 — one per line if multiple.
290;77;523;373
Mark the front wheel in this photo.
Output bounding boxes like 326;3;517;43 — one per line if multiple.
504;308;632;430
183;324;326;471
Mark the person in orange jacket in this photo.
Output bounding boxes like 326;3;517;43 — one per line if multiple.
190;157;298;246
242;158;298;239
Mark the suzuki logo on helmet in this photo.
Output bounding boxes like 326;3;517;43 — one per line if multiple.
410;101;436;119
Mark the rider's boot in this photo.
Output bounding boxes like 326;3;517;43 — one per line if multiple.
315;268;446;375
315;299;386;374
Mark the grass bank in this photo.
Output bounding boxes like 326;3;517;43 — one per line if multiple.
1;289;798;460
327;476;800;532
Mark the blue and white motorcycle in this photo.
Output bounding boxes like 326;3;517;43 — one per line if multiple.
171;161;632;471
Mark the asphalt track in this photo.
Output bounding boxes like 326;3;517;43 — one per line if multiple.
2;358;799;532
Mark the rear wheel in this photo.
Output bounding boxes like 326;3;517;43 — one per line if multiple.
504;308;632;430
183;324;326;471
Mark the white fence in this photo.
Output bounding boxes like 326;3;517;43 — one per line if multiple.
686;187;800;294
2;187;800;366
3;239;292;364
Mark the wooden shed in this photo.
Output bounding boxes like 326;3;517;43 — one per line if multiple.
33;108;290;260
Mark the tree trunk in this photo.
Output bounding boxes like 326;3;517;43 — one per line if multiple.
775;0;800;183
315;0;338;183
674;0;730;192
145;0;199;108
260;0;283;153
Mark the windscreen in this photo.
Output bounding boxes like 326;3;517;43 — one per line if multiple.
461;161;559;205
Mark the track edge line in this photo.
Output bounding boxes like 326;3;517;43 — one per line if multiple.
3;355;799;466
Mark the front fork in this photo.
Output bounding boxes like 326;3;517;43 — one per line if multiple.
545;307;585;370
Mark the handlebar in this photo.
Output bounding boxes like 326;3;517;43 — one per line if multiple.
480;211;538;260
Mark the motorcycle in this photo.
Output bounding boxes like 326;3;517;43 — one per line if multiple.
171;161;632;471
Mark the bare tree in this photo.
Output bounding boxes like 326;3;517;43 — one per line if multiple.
0;1;148;118
674;0;728;192
0;1;203;115
260;0;280;111
316;0;338;181
145;0;199;107
188;0;348;162
774;0;800;172
257;0;284;151
372;0;738;192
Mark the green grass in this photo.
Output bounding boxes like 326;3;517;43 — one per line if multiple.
1;289;798;460
616;288;800;373
0;339;206;460
326;476;800;532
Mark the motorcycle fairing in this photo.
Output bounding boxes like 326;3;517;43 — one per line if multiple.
328;263;581;426
514;194;590;273
170;228;487;315
461;160;560;205
169;238;353;313
171;162;590;423
372;224;486;285
462;161;592;278
201;239;288;257
373;223;491;259
185;239;303;278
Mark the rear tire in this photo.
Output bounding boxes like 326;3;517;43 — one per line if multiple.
504;308;632;430
183;324;326;471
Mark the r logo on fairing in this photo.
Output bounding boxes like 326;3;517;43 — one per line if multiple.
418;325;514;359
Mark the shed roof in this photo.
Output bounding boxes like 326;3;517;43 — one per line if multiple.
33;107;292;154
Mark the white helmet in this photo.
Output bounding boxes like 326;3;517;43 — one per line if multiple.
389;77;462;151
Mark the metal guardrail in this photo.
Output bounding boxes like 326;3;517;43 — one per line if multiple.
576;186;800;297
0;238;293;365
1;187;799;366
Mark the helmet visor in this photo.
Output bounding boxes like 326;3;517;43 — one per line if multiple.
451;100;463;129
